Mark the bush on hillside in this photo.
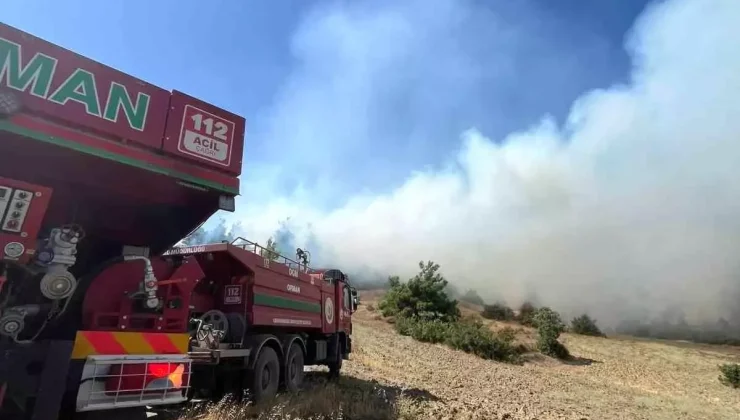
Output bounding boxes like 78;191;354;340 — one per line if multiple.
481;303;515;321
394;317;521;363
570;314;605;337
446;319;521;362
379;262;522;362
517;302;538;327
460;289;486;306
534;307;570;359
719;363;740;388
497;326;518;343
534;307;566;334
378;261;460;322
395;316;448;343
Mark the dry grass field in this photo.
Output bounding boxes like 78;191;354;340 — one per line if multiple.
180;291;740;420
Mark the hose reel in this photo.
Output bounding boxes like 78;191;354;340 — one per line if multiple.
193;310;229;349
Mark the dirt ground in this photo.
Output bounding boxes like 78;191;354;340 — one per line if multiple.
337;295;740;420
182;292;740;420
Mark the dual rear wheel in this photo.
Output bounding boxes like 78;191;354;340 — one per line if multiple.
247;342;305;402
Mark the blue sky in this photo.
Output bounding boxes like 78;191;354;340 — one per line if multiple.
9;0;740;325
4;0;650;204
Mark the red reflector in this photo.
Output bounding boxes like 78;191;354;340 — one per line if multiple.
148;363;178;378
105;363;188;396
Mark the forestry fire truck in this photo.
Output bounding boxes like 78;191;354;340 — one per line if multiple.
0;23;356;420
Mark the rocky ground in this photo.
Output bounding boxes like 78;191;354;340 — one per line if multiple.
182;294;740;420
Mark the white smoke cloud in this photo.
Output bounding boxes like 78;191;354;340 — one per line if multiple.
228;0;740;326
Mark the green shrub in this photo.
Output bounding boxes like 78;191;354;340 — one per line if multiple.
394;316;520;363
445;319;521;362
534;307;570;359
481;303;515;321
394;316;448;343
378;261;460;322
719;363;740;388
533;307;565;332
517;302;538;326
570;314;605;337
380;261;524;363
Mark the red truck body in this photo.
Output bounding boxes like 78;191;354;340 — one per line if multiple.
0;23;355;420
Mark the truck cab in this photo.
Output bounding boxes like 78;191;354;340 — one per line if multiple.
310;268;358;361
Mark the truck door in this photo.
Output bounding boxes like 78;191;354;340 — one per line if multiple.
333;280;343;331
339;282;352;333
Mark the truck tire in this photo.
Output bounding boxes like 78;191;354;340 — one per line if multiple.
284;343;305;392
247;346;280;402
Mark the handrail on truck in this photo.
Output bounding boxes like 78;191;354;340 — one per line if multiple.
230;237;311;273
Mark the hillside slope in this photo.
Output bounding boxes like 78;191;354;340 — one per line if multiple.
185;295;740;420
340;298;740;420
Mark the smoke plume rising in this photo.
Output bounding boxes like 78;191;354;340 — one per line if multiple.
226;0;740;330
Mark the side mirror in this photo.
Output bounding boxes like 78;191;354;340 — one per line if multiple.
350;288;359;312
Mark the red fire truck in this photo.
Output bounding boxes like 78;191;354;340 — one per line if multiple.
0;23;356;419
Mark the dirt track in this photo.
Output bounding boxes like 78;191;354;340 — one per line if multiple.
339;301;740;420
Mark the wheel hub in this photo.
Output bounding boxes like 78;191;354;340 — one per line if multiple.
289;357;298;380
261;365;271;390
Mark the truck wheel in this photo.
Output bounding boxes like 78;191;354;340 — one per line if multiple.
284;343;305;392
248;346;280;402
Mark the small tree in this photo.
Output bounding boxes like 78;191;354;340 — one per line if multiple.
379;275;408;318
571;314;605;337
460;289;485;306
378;261;460;322
481;303;515;321
534;307;569;359
261;237;280;261
517;301;538;327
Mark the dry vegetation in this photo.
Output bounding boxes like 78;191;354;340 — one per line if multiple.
177;372;423;420
178;290;740;419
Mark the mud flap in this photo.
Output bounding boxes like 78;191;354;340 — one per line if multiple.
33;340;74;420
343;336;352;360
327;334;340;362
0;340;74;420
